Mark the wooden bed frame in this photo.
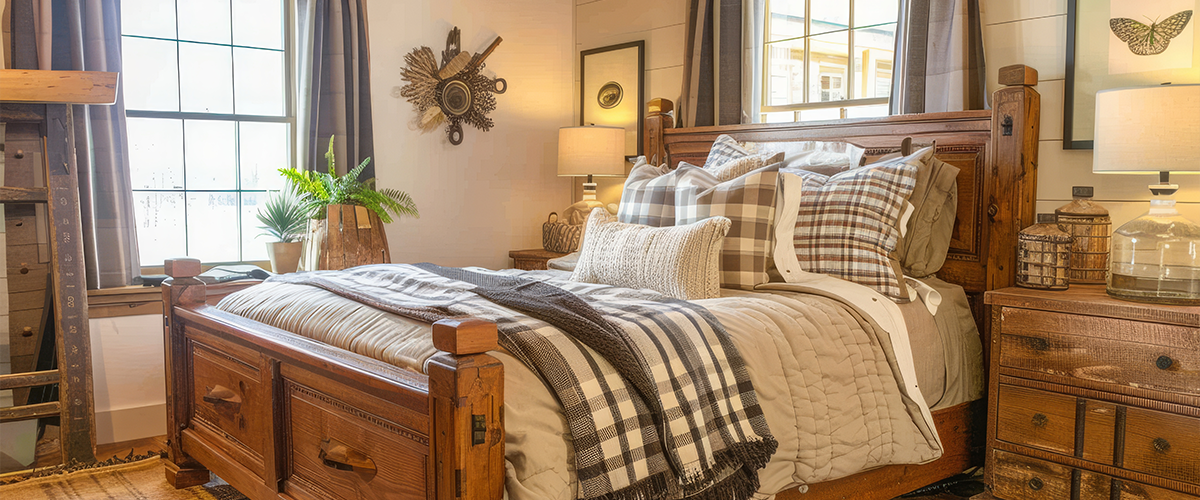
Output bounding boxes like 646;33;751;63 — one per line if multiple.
160;65;1040;500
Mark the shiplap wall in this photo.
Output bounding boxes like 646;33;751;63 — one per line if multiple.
573;0;688;206
981;0;1199;228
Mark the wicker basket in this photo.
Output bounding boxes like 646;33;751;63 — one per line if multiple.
1017;214;1072;290
1055;187;1111;284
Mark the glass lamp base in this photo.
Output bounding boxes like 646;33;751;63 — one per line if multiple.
1105;198;1200;306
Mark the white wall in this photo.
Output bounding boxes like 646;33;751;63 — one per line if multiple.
574;0;687;206
89;315;167;445
980;0;1200;227
370;0;576;269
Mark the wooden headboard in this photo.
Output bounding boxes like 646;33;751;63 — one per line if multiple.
644;65;1041;325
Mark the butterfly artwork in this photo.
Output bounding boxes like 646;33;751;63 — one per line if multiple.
1109;10;1194;56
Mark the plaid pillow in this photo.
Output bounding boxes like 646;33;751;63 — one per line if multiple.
704;134;751;168
786;147;932;301
617;160;711;227
677;163;796;290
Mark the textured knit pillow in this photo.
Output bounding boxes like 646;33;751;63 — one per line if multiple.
676;163;797;290
703;151;785;183
571;208;731;300
784;147;933;301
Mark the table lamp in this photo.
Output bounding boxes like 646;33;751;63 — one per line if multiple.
1093;84;1200;305
558;125;626;207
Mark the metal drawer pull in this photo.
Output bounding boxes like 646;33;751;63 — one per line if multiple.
1153;438;1171;453
1155;355;1174;370
1031;413;1049;428
202;385;242;414
320;438;377;473
1028;477;1044;490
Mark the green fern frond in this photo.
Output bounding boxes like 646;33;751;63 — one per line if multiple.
280;136;419;223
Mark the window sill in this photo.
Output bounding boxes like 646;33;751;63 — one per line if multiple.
87;281;262;319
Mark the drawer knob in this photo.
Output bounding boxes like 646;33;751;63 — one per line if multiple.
1028;477;1044;491
202;385;243;417
1031;413;1049;428
1153;438;1171;453
320;438;377;473
1155;355;1174;370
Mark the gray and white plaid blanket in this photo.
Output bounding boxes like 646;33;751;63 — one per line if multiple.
269;264;776;500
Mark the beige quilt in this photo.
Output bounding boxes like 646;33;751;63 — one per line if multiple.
218;272;942;500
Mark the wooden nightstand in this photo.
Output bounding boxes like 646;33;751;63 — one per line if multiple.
509;248;568;271
983;285;1200;499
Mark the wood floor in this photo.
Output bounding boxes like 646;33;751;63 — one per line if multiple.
23;435;987;499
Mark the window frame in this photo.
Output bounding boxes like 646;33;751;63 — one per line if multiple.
760;0;895;118
122;0;298;273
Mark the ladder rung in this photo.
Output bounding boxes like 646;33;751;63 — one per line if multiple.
0;370;59;390
0;401;61;423
0;186;49;203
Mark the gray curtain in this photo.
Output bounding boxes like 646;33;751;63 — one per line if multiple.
17;0;140;289
681;0;742;128
890;0;987;114
297;0;374;176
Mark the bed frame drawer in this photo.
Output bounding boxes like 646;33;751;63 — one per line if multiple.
282;374;430;500
188;336;270;478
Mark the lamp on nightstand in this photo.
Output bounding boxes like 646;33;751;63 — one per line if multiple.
558;125;626;209
1093;84;1200;305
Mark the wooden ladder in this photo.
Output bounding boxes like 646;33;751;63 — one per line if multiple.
0;69;119;466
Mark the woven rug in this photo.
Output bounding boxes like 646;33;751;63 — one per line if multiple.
0;458;247;500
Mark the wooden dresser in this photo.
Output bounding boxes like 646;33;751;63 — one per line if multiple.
508;248;568;271
984;286;1200;499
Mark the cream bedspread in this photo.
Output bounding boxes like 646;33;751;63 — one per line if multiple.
217;270;943;500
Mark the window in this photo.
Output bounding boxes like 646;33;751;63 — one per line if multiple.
762;0;897;122
120;0;291;268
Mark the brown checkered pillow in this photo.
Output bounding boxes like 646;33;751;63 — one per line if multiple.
676;163;798;290
785;147;932;301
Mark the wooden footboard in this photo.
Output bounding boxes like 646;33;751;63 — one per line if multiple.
161;258;504;500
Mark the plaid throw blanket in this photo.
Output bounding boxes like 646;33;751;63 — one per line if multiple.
269;264;776;500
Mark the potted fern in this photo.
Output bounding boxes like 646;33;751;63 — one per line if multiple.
280;137;419;270
256;188;308;273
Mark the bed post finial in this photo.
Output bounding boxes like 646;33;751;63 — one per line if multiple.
988;65;1041;292
432;318;499;355
165;258;201;278
645;98;675;166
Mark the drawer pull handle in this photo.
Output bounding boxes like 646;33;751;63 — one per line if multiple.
1031;413;1048;428
1153;438;1171;453
1155;355;1174;370
202;385;242;415
1028;477;1044;491
320;438;377;473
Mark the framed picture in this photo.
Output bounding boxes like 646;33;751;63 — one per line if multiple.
1065;0;1199;149
580;41;645;159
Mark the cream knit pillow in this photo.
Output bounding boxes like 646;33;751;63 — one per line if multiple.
570;208;731;300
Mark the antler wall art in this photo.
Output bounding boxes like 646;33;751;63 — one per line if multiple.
400;27;506;145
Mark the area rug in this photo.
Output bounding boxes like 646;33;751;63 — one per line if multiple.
0;457;247;500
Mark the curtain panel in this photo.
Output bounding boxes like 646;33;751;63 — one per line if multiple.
891;0;987;114
681;0;743;128
296;0;374;177
14;0;140;289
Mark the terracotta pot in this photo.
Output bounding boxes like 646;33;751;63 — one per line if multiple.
266;241;303;274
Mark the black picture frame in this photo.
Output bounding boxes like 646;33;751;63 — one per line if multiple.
1064;0;1092;150
580;41;645;159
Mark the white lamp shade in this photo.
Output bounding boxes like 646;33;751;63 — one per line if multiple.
1093;84;1200;174
557;126;626;177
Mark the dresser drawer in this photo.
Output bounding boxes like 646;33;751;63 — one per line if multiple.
997;385;1078;455
998;309;1200;398
283;381;428;500
991;450;1200;500
1123;407;1200;486
189;337;269;477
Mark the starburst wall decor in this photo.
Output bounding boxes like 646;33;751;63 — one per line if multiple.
400;27;506;145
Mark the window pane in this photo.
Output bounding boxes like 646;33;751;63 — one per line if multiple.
179;42;234;113
853;24;896;99
239;122;289;191
184;120;238;190
122;37;179;112
799;107;842;121
765;39;805;106
811;0;849;35
134;191;186;266
234;48;285;116
809;31;850;103
240;192;271;262
127;118;184;190
234;0;284;50
845;103;890;118
177;0;231;44
762;111;797;123
186;192;240;262
120;0;176;38
855;0;899;27
767;0;806;42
